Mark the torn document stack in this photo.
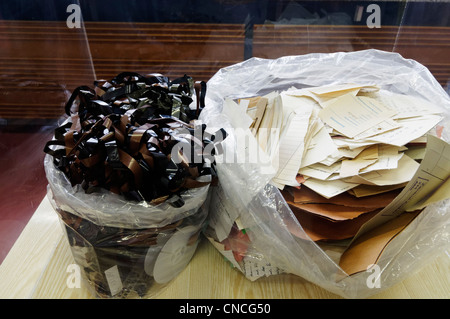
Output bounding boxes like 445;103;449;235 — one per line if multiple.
200;50;450;298
240;83;444;192
225;82;449;276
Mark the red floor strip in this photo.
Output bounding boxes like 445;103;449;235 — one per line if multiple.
0;127;54;263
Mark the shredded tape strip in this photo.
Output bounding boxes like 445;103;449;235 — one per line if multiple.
44;72;225;206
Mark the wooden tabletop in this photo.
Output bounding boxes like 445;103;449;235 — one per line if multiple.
0;195;448;299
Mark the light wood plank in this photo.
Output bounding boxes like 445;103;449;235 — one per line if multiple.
0;196;62;298
1;196;448;299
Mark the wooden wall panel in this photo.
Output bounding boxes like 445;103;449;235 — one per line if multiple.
84;22;245;82
0;20;95;120
0;21;245;120
0;21;448;121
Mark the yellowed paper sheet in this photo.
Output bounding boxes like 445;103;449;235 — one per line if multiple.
352;134;450;241
366;115;443;147
404;145;427;161
264;95;283;158
340;159;377;178
349;183;407;197
359;145;403;174
250;97;268;135
303;177;358;199
344;154;419;186
286;84;370;108
337;146;367;159
256;97;275;152
352;118;401;140
308;83;378;97
339;145;378;178
315;89;361;108
299;162;341;180
319;94;397;138
272;95;314;188
407;176;450;211
376;91;444;119
332;136;378;150
300;120;338;168
272;110;312;187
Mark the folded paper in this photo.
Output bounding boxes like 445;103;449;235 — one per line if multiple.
318;93;397;138
339;210;421;276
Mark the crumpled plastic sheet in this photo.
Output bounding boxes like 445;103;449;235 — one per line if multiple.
45;154;210;298
200;49;450;299
45;154;210;229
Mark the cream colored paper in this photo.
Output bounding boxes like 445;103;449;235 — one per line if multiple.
376;91;444;119
337;146;367;159
256;96;275;152
285;84;365;109
339;145;378;178
366;115;443;147
262;95;283;161
299;162;341;180
360;145;403;174
353;134;450;241
250;97;268;135
303;177;358;199
272;111;312;187
349;183;407;197
272;95;314;188
344;154;419;186
300;119;338;168
308;83;379;96
318;94;397;138
352;118;401;140
332;136;378;150
404;145;427;161
407;176;450;211
315;89;361;109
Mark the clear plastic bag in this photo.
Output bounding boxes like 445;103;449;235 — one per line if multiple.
45;152;210;299
200;49;450;299
41;60;218;298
